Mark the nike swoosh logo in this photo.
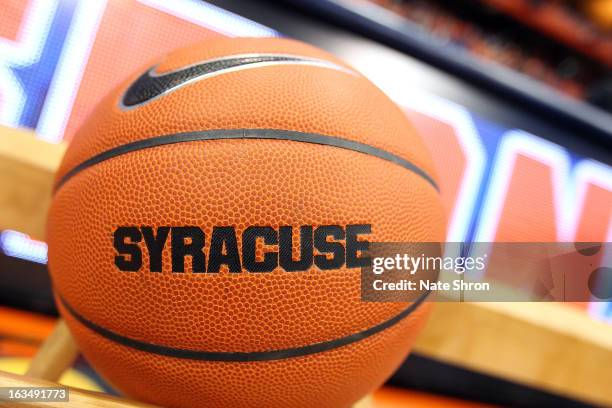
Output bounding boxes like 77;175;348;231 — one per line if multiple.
120;53;354;109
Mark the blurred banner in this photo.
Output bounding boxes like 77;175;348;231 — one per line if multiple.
0;0;275;143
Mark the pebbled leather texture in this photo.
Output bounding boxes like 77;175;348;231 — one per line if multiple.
48;37;445;408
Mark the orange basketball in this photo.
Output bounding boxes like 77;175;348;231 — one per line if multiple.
47;37;444;408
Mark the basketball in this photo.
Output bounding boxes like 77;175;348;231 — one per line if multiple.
46;37;444;408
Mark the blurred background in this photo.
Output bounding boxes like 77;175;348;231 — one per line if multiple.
0;0;611;407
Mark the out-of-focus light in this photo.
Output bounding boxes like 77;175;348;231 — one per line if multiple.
138;0;278;38
0;230;48;264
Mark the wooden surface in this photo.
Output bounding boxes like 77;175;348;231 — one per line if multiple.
414;302;612;406
1;125;612;406
0;370;157;407
26;321;78;381
0;367;369;408
0;126;65;240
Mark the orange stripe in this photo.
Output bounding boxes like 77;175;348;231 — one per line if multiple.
0;307;56;343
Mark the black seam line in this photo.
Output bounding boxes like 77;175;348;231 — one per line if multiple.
57;289;430;362
53;129;439;193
